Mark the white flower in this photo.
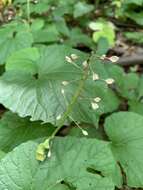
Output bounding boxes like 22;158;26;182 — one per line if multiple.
51;6;56;10
91;102;99;110
8;15;13;20
109;56;119;63
56;114;61;120
92;73;99;81
60;38;64;43
105;78;115;84
100;55;119;63
65;56;73;63
62;81;69;86
61;88;65;94
94;97;101;103
33;0;38;3
82;129;88;136
100;54;106;60
71;54;78;60
82;60;88;68
47;150;51;158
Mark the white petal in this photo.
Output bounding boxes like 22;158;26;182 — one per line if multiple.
82;129;88;136
47;150;51;158
100;54;106;60
82;60;88;68
94;97;101;103
109;56;119;63
61;88;65;94
65;56;72;63
62;81;69;86
105;78;115;84
56;114;62;120
71;54;78;60
91;102;99;110
92;73;99;81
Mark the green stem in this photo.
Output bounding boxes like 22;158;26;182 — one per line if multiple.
27;0;30;23
51;64;89;139
37;58;92;161
95;0;100;9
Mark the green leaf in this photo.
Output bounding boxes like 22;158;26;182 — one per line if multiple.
89;52;123;88
0;45;119;125
89;19;115;46
70;80;119;126
126;11;143;25
105;112;143;187
0;150;6;160
112;71;143;101
29;2;50;14
117;73;140;100
55;18;70;37
73;2;94;18
96;38;109;56
0;45;84;124
51;184;70;190
65;28;94;48
0;22;33;65
33;26;60;43
124;32;143;44
0;137;119;189
129;100;143;115
31;19;45;31
137;76;143;98
0;111;54;152
6;47;40;74
125;0;143;5
19;1;51;15
91;58;124;82
90;54;140;100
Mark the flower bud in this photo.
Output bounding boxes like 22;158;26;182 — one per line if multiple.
71;54;78;60
105;78;115;84
94;97;101;103
109;56;119;63
62;81;69;86
65;56;73;63
92;73;99;81
91;102;99;110
82;129;88;136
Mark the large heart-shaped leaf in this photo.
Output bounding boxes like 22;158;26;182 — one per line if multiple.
105;112;143;187
0;137;119;190
0;22;33;65
0;45;119;125
0;111;54;152
0;45;85;124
